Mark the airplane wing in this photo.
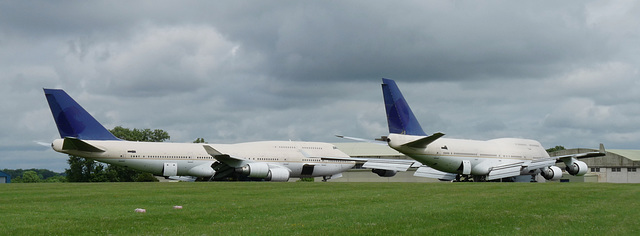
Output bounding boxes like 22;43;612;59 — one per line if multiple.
335;135;388;145
553;143;606;163
414;166;457;180
484;144;606;180
332;135;418;171
321;157;418;172
487;162;525;180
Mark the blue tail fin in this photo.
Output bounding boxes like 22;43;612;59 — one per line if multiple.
44;89;119;140
381;78;426;136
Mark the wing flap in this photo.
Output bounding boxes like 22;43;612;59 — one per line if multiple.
414;166;457;180
527;159;556;170
487;162;524;180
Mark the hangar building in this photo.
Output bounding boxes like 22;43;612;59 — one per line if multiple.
550;148;640;183
0;171;11;184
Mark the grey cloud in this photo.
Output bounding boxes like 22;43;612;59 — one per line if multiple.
1;1;640;172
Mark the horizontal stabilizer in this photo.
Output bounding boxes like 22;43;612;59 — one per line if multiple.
526;159;556;170
487;162;524;180
414;166;457;180
203;145;244;167
402;132;445;148
62;137;105;152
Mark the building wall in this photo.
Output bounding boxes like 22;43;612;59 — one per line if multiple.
549;149;640;183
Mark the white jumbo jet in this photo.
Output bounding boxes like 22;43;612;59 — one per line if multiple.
43;88;376;182
338;79;605;182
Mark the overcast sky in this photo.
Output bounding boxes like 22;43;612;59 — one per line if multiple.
2;1;639;172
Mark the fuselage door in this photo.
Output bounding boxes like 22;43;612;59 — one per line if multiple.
301;164;315;176
163;163;178;176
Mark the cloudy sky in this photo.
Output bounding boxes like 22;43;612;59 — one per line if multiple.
2;1;639;172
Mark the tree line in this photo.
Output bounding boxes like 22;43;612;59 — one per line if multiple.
64;126;170;182
1;168;65;183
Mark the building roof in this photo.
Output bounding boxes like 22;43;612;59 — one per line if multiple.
607;149;640;162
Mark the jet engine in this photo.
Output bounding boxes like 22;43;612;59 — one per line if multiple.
266;168;290;182
541;166;562;181
239;162;270;178
566;160;588;176
372;169;397;177
238;162;290;182
187;164;215;177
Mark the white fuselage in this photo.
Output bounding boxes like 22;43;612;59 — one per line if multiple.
52;139;355;178
386;133;550;176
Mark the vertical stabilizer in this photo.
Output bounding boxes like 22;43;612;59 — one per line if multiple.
381;78;426;136
44;89;119;140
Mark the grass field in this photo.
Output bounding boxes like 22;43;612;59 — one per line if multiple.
2;182;639;235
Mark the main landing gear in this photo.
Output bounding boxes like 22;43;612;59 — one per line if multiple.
453;174;487;182
322;176;331;182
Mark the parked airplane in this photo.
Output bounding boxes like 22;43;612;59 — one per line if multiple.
342;79;605;182
44;88;364;182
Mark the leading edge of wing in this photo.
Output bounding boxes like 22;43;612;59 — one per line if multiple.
335;135;388;145
321;156;417;172
553;143;606;163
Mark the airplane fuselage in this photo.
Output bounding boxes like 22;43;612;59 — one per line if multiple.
52;139;355;179
386;133;550;176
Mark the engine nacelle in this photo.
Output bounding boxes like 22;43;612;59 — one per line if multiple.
566;160;588;176
239;162;270;178
541;166;562;181
372;169;397;177
187;164;215;177
266;168;290;182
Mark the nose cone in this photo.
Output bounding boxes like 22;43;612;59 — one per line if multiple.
52;139;64;152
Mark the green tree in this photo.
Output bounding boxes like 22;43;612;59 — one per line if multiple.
110;126;170;142
45;175;67;182
546;145;566;153
64;126;168;182
193;138;206;143
22;170;41;183
66;156;107;182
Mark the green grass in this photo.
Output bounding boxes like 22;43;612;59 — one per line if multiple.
1;182;639;235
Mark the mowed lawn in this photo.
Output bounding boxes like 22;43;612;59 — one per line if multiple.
1;182;638;235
